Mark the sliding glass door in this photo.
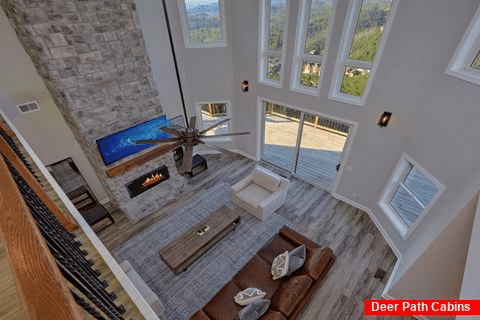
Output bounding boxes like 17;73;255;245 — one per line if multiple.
263;103;301;170
262;101;351;190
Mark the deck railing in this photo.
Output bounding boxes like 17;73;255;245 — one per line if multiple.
266;103;350;135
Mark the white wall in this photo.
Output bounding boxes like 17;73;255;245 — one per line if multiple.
388;193;477;303
0;9;109;203
229;0;480;257
136;0;238;151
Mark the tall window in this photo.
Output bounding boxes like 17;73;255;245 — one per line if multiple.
330;0;396;104
379;154;444;238
178;0;226;48
195;101;231;137
291;0;335;94
259;0;290;86
446;5;480;86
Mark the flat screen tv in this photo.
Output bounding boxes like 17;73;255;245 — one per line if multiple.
96;115;172;166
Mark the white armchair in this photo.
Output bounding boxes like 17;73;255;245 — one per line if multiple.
231;166;289;220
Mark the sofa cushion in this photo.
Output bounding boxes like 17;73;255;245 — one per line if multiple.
261;309;287;320
239;299;270;320
252;167;281;192
271;274;313;317
233;255;282;298
257;234;296;265
304;246;335;281
203;281;242;320
237;183;272;208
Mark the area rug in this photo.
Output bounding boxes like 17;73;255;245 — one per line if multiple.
114;182;290;319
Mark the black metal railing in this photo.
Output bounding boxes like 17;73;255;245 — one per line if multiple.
3;155;125;319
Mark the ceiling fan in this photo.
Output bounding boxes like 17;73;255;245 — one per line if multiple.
135;116;249;173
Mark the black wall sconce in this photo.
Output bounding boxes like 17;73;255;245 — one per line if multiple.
241;80;249;92
378;112;392;127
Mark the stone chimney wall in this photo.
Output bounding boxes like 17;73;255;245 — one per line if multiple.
1;0;187;220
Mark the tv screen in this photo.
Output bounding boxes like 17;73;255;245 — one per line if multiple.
96;115;172;166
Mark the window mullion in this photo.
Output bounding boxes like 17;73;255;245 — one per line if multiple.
398;182;426;209
343;59;372;69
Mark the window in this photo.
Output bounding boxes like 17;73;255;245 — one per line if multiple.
330;0;396;105
291;0;335;94
178;0;226;48
195;101;231;138
378;154;444;238
259;0;290;86
445;5;480;86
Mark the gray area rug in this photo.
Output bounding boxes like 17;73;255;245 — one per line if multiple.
114;182;289;319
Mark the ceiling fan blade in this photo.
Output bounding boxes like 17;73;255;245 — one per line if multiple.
135;137;182;144
157;126;183;137
200;132;250;138
189;116;197;129
199;118;231;134
202;144;238;157
181;143;194;173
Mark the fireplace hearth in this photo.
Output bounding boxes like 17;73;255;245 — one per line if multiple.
125;165;170;198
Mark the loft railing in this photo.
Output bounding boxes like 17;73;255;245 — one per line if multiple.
0;125;126;319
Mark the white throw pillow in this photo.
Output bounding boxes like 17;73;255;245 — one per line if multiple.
271;245;307;280
271;251;290;280
234;288;266;306
252;167;281;192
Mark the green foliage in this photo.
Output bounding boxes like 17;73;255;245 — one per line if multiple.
340;69;370;97
268;4;287;51
189;27;222;45
303;4;332;55
300;72;320;87
348;25;383;61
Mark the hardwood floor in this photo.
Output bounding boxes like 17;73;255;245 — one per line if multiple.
97;153;400;320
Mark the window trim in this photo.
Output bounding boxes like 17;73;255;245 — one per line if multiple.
329;0;399;106
258;0;291;88
194;100;233;142
445;4;480;86
378;153;445;239
177;0;227;49
290;0;337;96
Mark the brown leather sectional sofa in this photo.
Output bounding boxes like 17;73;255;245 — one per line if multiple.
190;226;336;320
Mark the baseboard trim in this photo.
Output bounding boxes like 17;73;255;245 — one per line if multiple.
332;192;402;260
233;149;259;161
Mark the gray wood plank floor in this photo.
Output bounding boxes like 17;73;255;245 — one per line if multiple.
97;153;404;320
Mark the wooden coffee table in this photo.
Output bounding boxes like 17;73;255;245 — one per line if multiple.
159;205;240;275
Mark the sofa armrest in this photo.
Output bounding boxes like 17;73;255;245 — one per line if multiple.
279;226;321;251
258;178;288;212
231;173;254;193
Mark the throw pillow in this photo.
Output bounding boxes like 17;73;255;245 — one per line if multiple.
234;288;266;306
286;244;306;276
271;251;289;280
239;299;271;320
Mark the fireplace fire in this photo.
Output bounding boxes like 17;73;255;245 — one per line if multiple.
125;165;170;198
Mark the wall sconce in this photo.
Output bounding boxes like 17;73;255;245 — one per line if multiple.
241;80;249;92
378;112;392;127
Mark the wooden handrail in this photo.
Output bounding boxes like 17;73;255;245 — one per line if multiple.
0;121;15;137
0;156;82;320
0;137;78;232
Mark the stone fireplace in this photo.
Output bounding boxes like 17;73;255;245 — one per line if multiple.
126;165;169;199
0;0;188;221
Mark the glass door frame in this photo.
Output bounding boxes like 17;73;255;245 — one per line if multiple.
258;97;358;192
